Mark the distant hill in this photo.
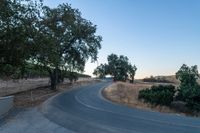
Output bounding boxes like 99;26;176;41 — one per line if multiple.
142;75;200;85
141;75;179;84
155;75;179;84
161;75;200;84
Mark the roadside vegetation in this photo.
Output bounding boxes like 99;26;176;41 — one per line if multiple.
1;0;199;117
139;64;200;114
103;82;176;114
0;0;101;90
176;64;200;112
139;85;176;106
104;64;200;116
14;79;100;107
93;54;137;83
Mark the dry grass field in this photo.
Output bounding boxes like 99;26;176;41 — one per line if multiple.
103;82;185;115
0;78;93;97
14;79;101;107
0;78;100;107
0;78;49;97
144;75;200;85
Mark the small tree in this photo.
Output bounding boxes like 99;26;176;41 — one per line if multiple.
176;64;199;100
93;64;107;78
107;54;130;81
94;54;137;83
176;64;200;111
128;64;137;83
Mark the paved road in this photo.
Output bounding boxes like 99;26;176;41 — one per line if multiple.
42;81;200;133
0;108;74;133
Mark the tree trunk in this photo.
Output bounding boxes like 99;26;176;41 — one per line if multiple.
131;76;135;83
48;67;65;90
48;69;57;90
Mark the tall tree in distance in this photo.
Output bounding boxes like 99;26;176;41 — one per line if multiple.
93;64;107;78
94;54;137;83
107;54;129;81
128;64;137;83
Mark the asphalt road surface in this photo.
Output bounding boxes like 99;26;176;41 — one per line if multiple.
42;81;200;133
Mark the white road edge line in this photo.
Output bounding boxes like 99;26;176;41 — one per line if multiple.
74;85;200;129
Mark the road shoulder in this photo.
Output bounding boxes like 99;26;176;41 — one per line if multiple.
0;107;75;133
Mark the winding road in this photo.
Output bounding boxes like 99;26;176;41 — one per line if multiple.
42;81;200;133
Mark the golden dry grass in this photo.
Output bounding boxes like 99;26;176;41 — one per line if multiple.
0;78;97;97
11;79;100;107
103;82;182;114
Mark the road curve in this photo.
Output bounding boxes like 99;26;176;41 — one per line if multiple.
41;81;200;133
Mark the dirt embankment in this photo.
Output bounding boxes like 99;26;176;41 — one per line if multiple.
0;78;49;97
103;82;185;115
0;78;100;107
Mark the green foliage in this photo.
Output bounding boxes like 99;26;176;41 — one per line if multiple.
176;64;199;88
176;64;200;111
184;85;200;111
93;54;137;82
66;72;78;83
65;71;91;83
107;54;130;81
0;0;101;89
139;85;176;106
128;65;137;83
93;64;107;78
34;4;102;71
0;0;42;77
33;3;101;89
1;64;15;77
23;63;49;78
176;64;200;100
74;73;91;78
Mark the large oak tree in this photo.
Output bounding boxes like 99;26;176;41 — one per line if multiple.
0;0;102;89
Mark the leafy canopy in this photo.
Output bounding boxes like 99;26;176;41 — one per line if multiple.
94;54;137;82
0;0;42;77
176;64;200;111
33;3;102;72
0;0;102;89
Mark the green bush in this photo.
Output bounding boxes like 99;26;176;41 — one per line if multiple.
176;64;200;112
183;85;200;111
139;85;176;106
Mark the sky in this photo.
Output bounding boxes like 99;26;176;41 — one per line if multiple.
43;0;200;79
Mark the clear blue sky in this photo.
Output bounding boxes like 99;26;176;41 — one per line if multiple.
43;0;200;78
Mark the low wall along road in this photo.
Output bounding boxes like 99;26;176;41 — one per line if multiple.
0;96;14;117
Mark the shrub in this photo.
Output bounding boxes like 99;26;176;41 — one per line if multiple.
139;85;176;106
176;64;200;112
184;85;200;111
